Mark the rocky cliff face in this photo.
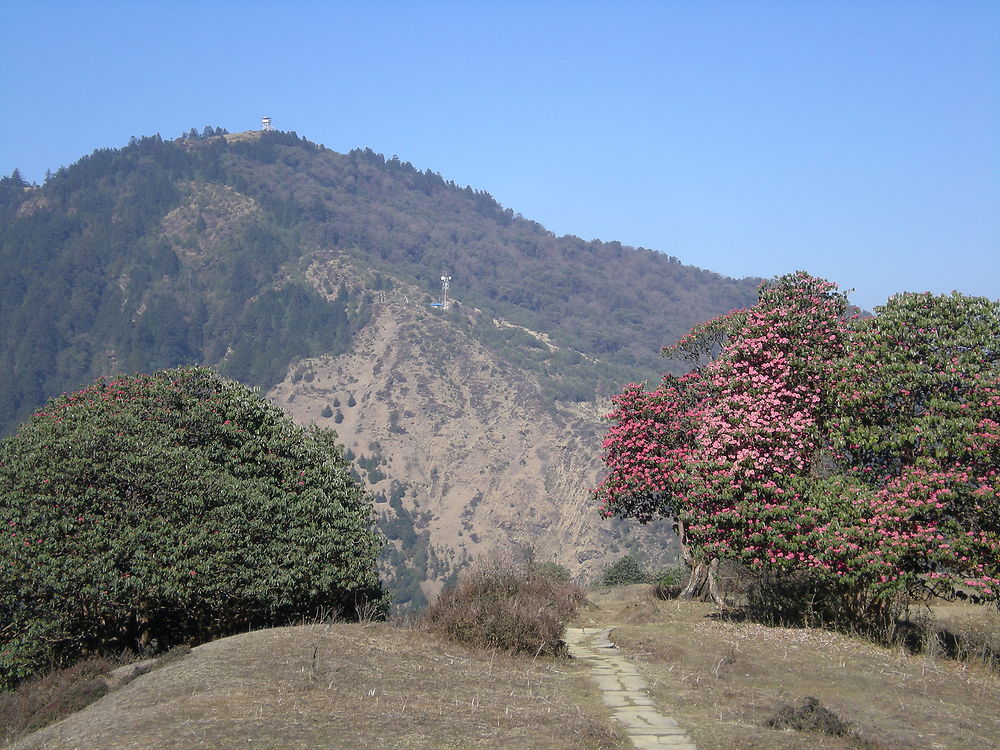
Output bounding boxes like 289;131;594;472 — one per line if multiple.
268;260;677;592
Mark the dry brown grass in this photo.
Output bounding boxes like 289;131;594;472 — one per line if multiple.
577;588;1000;749
10;623;622;750
10;588;997;749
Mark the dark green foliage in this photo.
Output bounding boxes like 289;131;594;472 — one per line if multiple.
321;404;333;418
374;482;431;613
380;550;429;613
742;570;909;638
0;136;192;429
421;555;586;655
270;141;757;396
347;394;357;408
364;462;385;484
222;283;352;387
356;449;387;484
381;483;416;545
0;170;32;223
0;133;357;434
600;554;651;587
0;367;385;691
185;126;228;139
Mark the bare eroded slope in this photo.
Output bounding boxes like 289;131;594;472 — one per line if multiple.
268;280;676;591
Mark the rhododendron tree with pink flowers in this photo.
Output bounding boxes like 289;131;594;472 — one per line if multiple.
595;273;1000;622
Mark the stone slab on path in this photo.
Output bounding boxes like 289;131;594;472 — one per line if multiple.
564;626;698;750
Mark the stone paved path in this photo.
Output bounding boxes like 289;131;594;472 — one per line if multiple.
564;627;697;750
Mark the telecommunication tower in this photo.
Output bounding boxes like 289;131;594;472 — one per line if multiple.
261;116;272;131
440;273;452;310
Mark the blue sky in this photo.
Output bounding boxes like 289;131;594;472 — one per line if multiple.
4;1;998;312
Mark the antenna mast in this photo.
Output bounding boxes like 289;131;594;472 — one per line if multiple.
440;273;452;310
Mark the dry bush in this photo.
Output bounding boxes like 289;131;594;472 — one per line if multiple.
0;657;113;744
420;554;587;655
0;645;198;745
937;624;1000;671
734;568;1000;677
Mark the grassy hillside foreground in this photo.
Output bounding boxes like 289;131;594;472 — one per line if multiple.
8;589;1000;749
7;623;620;750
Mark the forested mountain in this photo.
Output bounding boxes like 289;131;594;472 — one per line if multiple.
0;130;758;435
0;129;760;599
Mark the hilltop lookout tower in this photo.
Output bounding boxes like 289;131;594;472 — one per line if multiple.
261;116;272;131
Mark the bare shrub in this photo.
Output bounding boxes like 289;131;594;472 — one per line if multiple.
741;569;1000;677
420;554;587;656
939;624;1000;671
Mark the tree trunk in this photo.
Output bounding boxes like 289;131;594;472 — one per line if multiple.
674;517;724;606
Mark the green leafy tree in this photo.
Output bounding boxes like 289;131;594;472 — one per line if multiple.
0;367;385;691
1;169;27;189
826;292;1000;604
